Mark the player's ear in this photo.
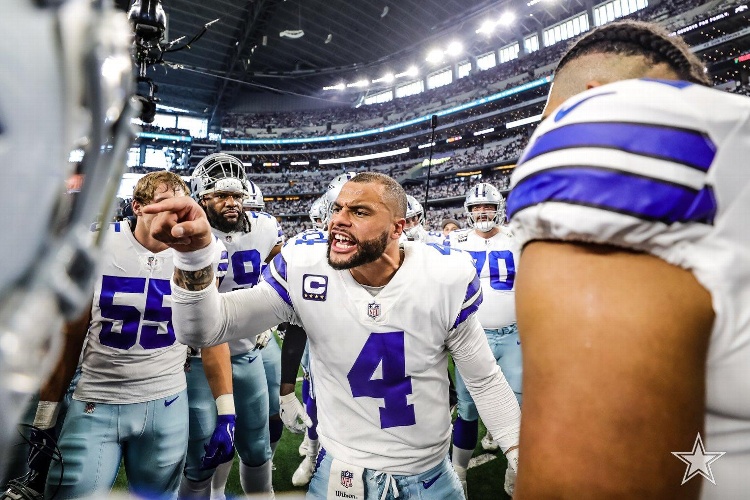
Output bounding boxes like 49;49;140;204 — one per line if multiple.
132;199;143;217
393;218;405;240
585;79;605;90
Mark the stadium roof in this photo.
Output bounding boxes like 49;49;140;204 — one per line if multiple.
146;0;587;123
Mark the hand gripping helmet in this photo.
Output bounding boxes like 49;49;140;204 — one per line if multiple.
464;183;505;232
0;0;136;462
242;180;265;211
308;196;326;230
191;153;249;201
404;195;425;239
323;171;358;222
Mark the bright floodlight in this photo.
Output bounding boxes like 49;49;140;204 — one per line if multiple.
407;65;419;76
499;12;516;25
446;41;463;56
476;19;495;34
426;48;444;63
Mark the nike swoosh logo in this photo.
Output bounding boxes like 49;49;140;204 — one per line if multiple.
554;91;616;122
422;472;442;489
165;396;180;407
248;356;258;364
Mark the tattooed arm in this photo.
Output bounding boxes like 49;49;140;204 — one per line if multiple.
173;265;214;291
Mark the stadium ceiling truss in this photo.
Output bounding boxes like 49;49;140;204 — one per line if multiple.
150;0;589;125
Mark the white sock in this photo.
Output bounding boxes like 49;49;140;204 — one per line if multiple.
178;476;212;499
452;446;474;470
240;459;274;496
210;460;233;500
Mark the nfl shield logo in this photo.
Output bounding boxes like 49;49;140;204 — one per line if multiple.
367;301;381;319
341;470;354;488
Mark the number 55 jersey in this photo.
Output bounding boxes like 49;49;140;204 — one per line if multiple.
74;221;224;404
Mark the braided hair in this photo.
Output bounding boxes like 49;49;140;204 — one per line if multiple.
556;20;710;85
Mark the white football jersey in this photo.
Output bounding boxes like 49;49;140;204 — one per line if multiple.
448;228;519;328
267;241;484;474
508;79;750;498
213;211;282;355
75;221;187;404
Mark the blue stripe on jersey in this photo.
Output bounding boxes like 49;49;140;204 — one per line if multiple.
507;167;717;225
453;275;483;329
639;78;693;89
114;222;121;232
519;122;716;172
453;289;483;329
261;253;292;306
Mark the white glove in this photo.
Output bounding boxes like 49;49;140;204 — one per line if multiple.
253;330;272;351
279;393;312;433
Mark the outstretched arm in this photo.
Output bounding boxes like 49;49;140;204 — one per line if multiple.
514;241;714;499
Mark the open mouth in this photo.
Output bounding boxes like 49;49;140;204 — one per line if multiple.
331;232;357;253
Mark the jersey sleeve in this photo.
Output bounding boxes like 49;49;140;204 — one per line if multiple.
214;236;228;282
508;79;719;266
261;251;292;307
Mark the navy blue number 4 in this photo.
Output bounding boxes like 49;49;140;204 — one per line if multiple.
347;331;416;429
99;275;175;350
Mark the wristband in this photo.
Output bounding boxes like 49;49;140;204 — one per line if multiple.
173;239;216;271
216;394;235;415
33;401;60;430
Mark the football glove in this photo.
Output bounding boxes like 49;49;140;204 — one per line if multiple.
201;414;236;470
279;393;312;434
252;330;273;351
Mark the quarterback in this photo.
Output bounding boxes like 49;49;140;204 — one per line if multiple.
145;172;521;499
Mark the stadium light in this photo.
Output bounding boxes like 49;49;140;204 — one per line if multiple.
323;82;346;90
499;12;516;25
372;73;395;84
347;79;370;88
426;48;444;64
477;20;496;34
446;41;463;57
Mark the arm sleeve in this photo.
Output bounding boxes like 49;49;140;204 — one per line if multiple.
280;323;308;385
171;280;296;348
447;314;521;451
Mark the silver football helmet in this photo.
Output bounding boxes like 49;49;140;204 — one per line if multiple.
404;195;425;239
464;183;505;232
191;153;249;200
242;180;265;211
0;0;136;467
323;171;358;223
309;196;326;230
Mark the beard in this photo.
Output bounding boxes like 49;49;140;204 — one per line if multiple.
327;229;389;270
205;205;245;233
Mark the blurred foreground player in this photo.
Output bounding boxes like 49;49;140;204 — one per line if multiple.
0;0;135;480
507;20;750;498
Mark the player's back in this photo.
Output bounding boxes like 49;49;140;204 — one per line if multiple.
76;222;187;404
508;78;750;498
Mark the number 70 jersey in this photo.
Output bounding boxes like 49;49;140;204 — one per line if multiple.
447;228;519;329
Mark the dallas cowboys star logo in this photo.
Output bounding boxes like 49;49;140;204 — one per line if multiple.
671;434;726;485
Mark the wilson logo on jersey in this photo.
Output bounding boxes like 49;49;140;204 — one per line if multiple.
302;274;328;301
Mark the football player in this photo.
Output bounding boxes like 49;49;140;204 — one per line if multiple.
35;172;223;499
144;171;522;500
448;183;521;497
507;20;750;498
402;195;444;244
0;0;135;483
180;154;281;499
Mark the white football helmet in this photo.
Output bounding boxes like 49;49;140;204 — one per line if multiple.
404;195;425;239
464;183;505;232
323;171;358;222
0;0;135;463
308;196;326;229
191;153;249;200
242;180;265;211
